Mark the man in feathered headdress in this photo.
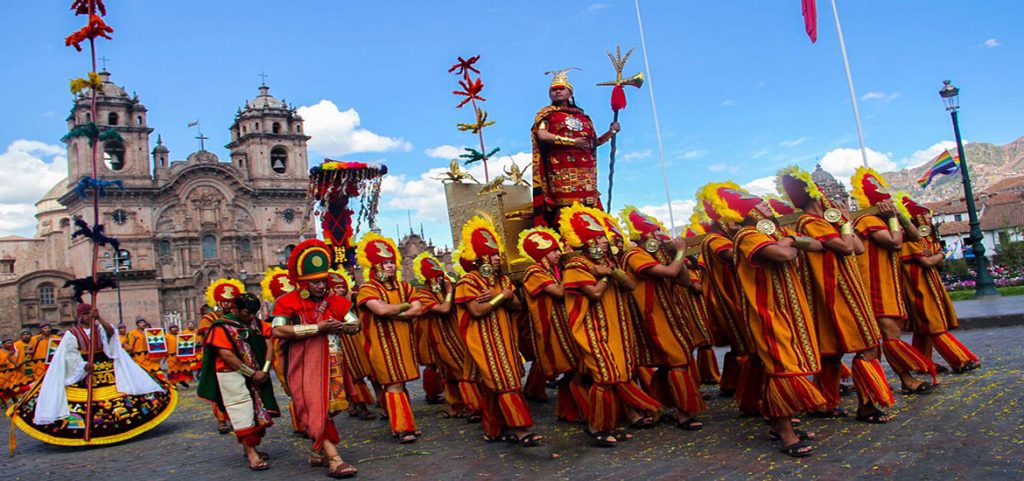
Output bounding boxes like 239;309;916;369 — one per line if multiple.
411;252;482;420
326;267;379;422
518;227;585;423
455;215;543;446
850;167;937;395
532;68;621;227
681;218;726;387
407;256;444;406
778;166;895;423
199;277;247;433
558;203;662;446
354;232;424;444
898;194;980;374
706;183;826;457
618;206;706;431
270;239;360;477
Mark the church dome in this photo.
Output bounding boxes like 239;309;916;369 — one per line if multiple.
242;85;289;113
35;178;69;216
811;164;838;185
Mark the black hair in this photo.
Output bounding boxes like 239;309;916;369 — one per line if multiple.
235;293;262;313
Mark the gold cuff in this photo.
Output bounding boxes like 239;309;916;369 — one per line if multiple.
610;269;630;285
343;310;360;325
553;136;576;146
270;316;289;328
887;217;901;232
840;223;853;236
397;303;412;313
488;293;506;307
673;249;685;262
261;360;272;373
792;236;814;250
444;291;453;304
293;324;319;338
598;276;609;284
237;364;256;378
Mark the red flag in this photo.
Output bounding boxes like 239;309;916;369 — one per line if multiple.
802;0;817;43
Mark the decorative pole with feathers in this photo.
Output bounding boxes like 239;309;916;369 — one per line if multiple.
449;55;500;182
597;46;644;211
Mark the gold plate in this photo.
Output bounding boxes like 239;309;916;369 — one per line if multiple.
756;218;777;236
919;225;932;237
824;208;842;223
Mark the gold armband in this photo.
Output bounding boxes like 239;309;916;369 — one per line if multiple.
610;268;630;285
792;236;814;250
444;290;454;304
840;223;853;236
292;324;319;338
598;276;609;284
397;303;412;313
488;293;506;307
343;309;360;325
262;360;272;373
673;249;685;262
887;216;901;232
237;364;256;378
553;136;577;146
270;316;289;328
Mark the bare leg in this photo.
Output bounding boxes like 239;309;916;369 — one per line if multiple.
878;317;924;390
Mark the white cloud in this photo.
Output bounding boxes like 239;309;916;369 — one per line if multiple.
984;38;999;48
425;145;466;159
721;99;737;107
742;176;778;196
584;2;611;13
638;199;696;229
679;150;708;160
861;91;901;102
0;140;67;237
297;100;412;156
708;162;738;173
779;137;811;148
820;146;897;187
620;149;652;162
903;140;959;168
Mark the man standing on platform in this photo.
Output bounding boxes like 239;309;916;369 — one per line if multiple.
531;68;620;227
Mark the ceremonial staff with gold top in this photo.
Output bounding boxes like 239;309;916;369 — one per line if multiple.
597;47;643;211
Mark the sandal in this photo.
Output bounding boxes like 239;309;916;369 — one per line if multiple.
676;418;704;431
484;432;516;443
811;407;848;418
243;451;270;461
587;430;618;447
952;360;980;374
396;431;418;444
612;430;633;441
628;416;657;429
768;429;815;441
900;381;933;395
217;423;231;435
514;432;544;447
466;413;483;423
779;440;814;458
309;449;326;467
247;458;270;471
855;410;894;424
326;455;358;478
935;364;951;374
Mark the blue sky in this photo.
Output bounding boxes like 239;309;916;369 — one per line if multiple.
2;1;1021;247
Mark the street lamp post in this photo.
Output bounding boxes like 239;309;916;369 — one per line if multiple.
939;80;999;298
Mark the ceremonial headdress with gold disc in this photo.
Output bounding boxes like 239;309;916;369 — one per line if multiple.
461;215;502;277
619;205;667;241
286;239;332;298
452;243;473;277
206;277;246;308
259;267;293;302
684;221;706;238
898;192;933;230
413;252;446;284
356;231;401;282
776;165;825;209
328;268;354;292
517;227;563;263
558;202;608;248
764;195;797;216
597;210;628;247
701;181;764;224
546;67;576;92
851;166;894;209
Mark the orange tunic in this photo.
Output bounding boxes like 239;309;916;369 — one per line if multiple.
522;262;578;379
563;254;633;384
699;233;754;355
165;333;194;381
1;348;33;398
734;226;820;377
901;238;958;334
29;334;58;380
357;280;420;385
413;288;472;382
622;247;697;367
854;215;907;320
126;329;163;374
454;272;524;393
796;214;881;355
338;308;374;380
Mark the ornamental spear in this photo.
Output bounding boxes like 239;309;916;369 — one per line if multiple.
596;46;643;211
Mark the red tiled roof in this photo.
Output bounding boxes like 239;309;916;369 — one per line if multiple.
984;176;1024;194
937;221;969;236
980;196;1024;231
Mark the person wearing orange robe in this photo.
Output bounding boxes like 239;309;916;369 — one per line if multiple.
409;255;443;405
778;167;895;423
353;232;423;444
618;206;706;430
183;321;201;377
899;194;980;374
165;324;194;388
125;318;164;379
560;204;663;446
12;330;38;384
2;337;34;407
322;270;379;423
518;227;586;424
455;216;542;446
679;234;724;387
850;167;937;395
28;324;60;381
708;183;826;457
260;266;307;435
411;252;481;420
201;278;247;434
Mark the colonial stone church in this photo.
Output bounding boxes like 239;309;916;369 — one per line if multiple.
0;71;315;336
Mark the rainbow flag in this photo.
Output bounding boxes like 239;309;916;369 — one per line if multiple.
917;150;960;188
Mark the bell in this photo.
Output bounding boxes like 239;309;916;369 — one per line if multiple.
272;158;285;170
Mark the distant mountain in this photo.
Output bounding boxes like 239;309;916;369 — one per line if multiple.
884;136;1024;202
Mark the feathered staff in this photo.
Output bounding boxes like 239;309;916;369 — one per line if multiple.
449;55;499;182
596;46;644;211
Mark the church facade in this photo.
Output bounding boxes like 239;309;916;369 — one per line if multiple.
0;71;315;337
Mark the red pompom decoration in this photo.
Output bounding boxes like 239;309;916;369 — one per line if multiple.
610;85;627;111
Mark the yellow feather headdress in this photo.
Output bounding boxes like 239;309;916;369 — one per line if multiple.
618;205;668;241
699;180;747;224
775;165;824;206
205;278;246;308
517;226;562;261
452;244;469;277
412;251;445;284
355;231;401;280
259;266;293;302
851;166;890;210
460;214;503;262
328;267;354;291
557;202;607;249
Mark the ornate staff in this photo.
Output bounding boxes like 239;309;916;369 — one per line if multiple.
597;46;643;211
450;55;500;182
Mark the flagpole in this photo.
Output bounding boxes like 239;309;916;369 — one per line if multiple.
633;0;676;230
829;0;869;168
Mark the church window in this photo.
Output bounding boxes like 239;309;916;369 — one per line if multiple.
112;209;129;225
284;244;295;259
108;112;119;125
255;122;261;131
296;124;302;133
271;146;288;174
85;112;91;122
242;126;247;134
103;141;126;171
159;240;172;257
115;249;132;271
240;239;252;256
202;235;217;259
0;259;14;274
272;122;281;134
38;284;55;306
137;115;143;125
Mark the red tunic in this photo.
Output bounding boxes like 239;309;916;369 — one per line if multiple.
531;105;601;225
